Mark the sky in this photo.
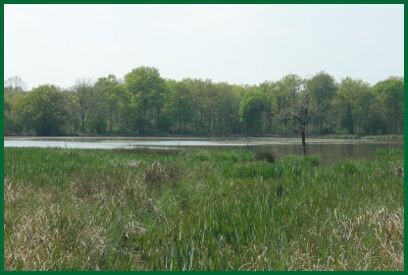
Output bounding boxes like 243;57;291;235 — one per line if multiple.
4;4;404;90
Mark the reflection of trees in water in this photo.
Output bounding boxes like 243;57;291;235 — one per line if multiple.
264;143;403;163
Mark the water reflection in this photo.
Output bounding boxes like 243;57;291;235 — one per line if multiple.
4;137;403;163
251;143;403;163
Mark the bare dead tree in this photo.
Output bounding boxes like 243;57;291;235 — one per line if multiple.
279;92;313;156
4;76;27;92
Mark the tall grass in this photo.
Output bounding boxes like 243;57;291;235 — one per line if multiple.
4;148;403;270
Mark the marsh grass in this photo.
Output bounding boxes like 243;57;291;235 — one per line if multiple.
4;148;404;270
141;161;181;187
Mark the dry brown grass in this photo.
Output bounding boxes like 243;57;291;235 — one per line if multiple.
194;161;214;180
5;200;79;270
4;177;146;270
127;160;142;168
141;161;180;187
288;207;404;271
390;165;404;178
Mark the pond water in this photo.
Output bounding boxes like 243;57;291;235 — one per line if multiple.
4;136;403;162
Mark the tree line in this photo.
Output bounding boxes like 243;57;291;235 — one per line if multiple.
4;67;404;137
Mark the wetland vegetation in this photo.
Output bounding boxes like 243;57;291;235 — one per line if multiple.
4;147;404;270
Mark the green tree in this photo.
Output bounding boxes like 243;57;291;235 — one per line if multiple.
186;79;217;134
165;80;194;134
4;96;14;134
335;78;370;135
15;85;67;136
124;67;166;134
73;80;94;133
4;90;26;134
306;72;337;134
353;88;379;135
373;77;404;134
213;83;240;134
93;74;123;135
60;89;81;134
239;89;271;135
270;75;304;134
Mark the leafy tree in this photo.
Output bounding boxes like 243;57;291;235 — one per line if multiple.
373;77;404;134
61;89;82;134
353;88;378;135
306;72;337;134
335;78;370;134
73;80;94;133
165;80;194;134
4;90;27;134
213;83;240;134
4;96;14;134
186;79;217;134
272;75;304;134
15;85;67;136
93;74;123;135
239;89;271;134
124;67;166;134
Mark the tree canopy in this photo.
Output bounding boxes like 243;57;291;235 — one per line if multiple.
4;69;404;137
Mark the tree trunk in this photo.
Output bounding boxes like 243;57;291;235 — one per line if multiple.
157;106;160;135
109;117;112;136
301;129;306;155
301;105;308;156
81;115;85;133
109;105;113;136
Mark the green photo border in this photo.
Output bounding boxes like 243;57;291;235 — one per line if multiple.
1;0;405;273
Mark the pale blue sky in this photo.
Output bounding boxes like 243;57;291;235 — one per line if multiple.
5;4;404;89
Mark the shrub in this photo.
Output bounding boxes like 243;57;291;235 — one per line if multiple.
254;148;276;163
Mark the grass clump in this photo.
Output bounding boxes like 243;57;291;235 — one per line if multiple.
254;147;276;163
141;161;180;187
4;148;403;271
226;162;282;179
278;155;319;178
335;160;360;176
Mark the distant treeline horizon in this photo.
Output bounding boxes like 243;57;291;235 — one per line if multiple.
4;67;404;137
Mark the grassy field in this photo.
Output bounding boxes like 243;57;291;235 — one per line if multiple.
4;147;404;270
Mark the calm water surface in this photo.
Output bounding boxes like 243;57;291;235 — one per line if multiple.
4;136;403;162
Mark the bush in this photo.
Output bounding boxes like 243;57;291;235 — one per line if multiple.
254;148;276;163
